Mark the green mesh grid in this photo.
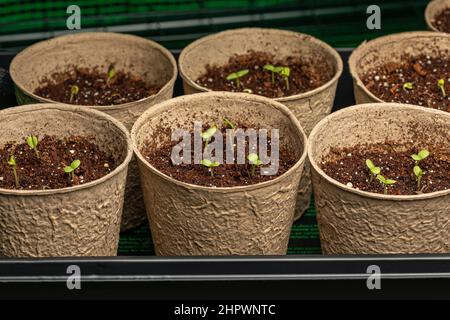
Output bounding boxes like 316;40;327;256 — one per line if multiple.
0;0;429;49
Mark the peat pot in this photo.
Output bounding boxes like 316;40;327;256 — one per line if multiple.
10;32;177;231
349;31;450;104
309;103;450;254
132;92;308;255
0;104;133;257
425;0;450;32
179;28;343;220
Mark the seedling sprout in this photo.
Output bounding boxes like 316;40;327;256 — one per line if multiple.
226;69;249;90
223;118;236;129
248;153;263;177
200;159;220;177
64;159;81;180
411;149;429;165
376;174;396;195
69;85;79;103
26;135;40;159
107;65;116;84
263;64;276;85
7;155;19;188
365;159;381;182
276;66;290;91
413;165;424;192
201;125;217;152
403;82;413;91
438;79;446;98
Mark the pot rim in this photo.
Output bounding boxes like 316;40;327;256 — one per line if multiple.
9;32;178;111
308;102;450;201
131;91;308;193
0;103;133;196
348;31;450;103
425;0;450;32
178;27;343;102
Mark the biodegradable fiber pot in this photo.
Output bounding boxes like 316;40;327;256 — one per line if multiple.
0;104;133;257
349;31;450;104
425;0;450;32
179;28;343;220
309;103;450;254
9;32;177;231
132;92;308;255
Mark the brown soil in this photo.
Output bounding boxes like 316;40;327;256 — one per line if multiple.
34;66;161;106
321;142;450;195
433;8;450;33
195;50;334;98
141;121;298;187
0;135;117;190
361;54;450;112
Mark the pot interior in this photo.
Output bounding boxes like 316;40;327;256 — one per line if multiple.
181;28;338;84
134;93;305;168
309;104;450;168
11;33;175;97
0;105;129;176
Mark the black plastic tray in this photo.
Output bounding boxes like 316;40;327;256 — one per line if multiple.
0;48;449;299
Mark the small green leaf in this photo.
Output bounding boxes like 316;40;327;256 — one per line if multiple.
223;118;235;129
376;174;386;184
226;69;249;81
403;82;413;90
71;85;79;95
236;69;249;77
411;154;421;161
263;64;275;72
418;149;429;160
26;135;38;149
64;166;74;173
413;165;423;177
210;161;220;167
248;153;259;164
372;166;381;175
438;79;445;88
71;159;81;170
280;67;290;78
366;159;375;169
7;155;16;166
107;65;116;80
385;179;396;185
201;159;212;167
201;126;217;141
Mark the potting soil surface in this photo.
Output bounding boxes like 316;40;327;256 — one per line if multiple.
34;66;161;106
196;50;334;98
118;195;321;255
361;54;450;112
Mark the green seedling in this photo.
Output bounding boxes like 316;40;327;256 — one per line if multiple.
200;159;220;177
7;155;19;188
365;159;381;182
403;82;413;91
64;159;81;180
411;149;429;165
413;165;424;192
69;85;79;103
223;118;236;129
26;135;39;159
248;153;263;177
107;65;116;84
226;69;249;89
201;125;217;152
263;64;277;85
276;66;290;91
376;174;396;195
438;79;446;98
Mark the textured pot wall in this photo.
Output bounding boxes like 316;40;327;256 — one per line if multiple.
132;92;308;256
10;32;177;231
309;103;450;254
349;31;450;104
0;104;132;257
425;0;450;32
179;27;342;220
